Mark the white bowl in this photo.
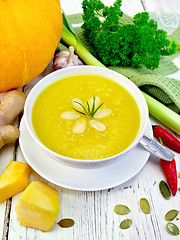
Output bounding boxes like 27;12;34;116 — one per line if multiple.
24;66;149;168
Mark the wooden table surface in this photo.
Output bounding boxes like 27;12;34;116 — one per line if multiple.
0;0;180;239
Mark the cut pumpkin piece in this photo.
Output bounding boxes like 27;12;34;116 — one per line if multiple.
15;180;60;232
0;161;31;203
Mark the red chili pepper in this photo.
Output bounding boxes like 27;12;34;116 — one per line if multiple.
153;125;180;153
160;158;178;196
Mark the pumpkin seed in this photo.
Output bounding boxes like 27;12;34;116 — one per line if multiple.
61;111;80;120
166;222;179;235
119;219;132;229
165;210;179;221
58;218;75;228
94;109;111;118
159;180;171;200
114;204;130;215
140;198;150;214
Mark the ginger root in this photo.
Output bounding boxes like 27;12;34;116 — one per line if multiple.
0;90;26;149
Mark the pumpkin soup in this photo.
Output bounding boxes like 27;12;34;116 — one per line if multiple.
32;74;140;160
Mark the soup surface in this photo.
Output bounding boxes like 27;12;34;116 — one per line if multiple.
32;74;140;160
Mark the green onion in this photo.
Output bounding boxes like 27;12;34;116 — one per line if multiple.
61;12;180;134
61;26;105;67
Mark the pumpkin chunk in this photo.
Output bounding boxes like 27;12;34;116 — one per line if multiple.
0;161;31;203
15;180;60;232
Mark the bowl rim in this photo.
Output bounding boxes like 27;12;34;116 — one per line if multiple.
24;65;149;164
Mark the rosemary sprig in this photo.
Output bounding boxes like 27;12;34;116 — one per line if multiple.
93;103;104;115
91;95;96;115
85;100;91;114
72;95;104;118
72;100;88;115
71;107;86;115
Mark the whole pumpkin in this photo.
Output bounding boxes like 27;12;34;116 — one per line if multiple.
0;0;62;92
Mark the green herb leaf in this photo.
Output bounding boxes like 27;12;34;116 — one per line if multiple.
91;95;96;116
71;107;86;116
73;100;88;115
93;102;104;115
81;0;177;70
85;100;91;115
72;96;104;118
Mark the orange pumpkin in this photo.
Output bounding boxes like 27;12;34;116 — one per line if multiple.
0;0;62;92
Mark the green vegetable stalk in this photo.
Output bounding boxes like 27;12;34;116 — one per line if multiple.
142;93;180;134
60;12;180;135
61;26;104;67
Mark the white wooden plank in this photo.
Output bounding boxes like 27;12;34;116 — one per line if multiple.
0;118;19;240
7;148;180;240
142;0;180;13
121;0;144;16
0;201;8;240
61;0;144;16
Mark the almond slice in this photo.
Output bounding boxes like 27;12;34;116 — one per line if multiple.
94;109;111;119
89;120;106;132
72;98;84;111
73;119;86;134
61;111;80;120
88;96;100;111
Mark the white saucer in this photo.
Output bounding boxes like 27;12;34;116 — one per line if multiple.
19;117;152;191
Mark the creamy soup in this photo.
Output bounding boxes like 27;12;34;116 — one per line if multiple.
32;74;140;160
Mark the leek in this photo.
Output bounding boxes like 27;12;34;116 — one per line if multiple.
60;13;180;135
61;26;104;67
142;92;180;134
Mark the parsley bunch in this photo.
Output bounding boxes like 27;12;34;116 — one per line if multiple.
82;0;177;70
